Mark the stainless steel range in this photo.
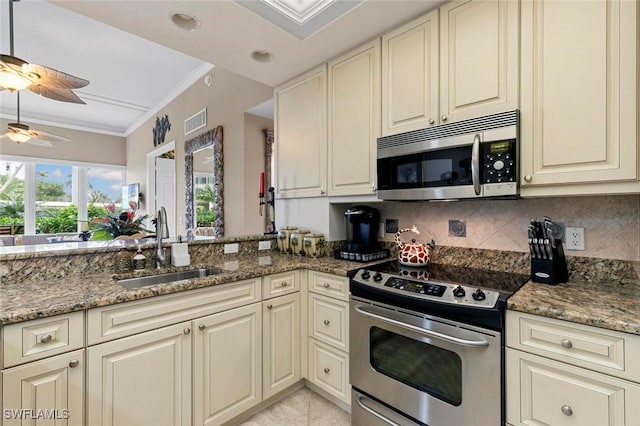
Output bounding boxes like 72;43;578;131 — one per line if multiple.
349;262;529;426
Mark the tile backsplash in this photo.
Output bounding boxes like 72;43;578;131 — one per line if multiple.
377;195;640;261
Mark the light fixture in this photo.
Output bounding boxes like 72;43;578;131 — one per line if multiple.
0;56;34;91
171;12;201;31
6;124;30;143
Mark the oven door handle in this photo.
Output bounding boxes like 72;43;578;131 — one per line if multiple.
355;393;402;426
471;133;481;196
354;305;490;348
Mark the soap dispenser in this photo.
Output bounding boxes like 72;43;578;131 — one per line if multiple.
171;236;191;267
132;248;146;271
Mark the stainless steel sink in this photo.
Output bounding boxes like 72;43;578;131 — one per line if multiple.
117;268;221;289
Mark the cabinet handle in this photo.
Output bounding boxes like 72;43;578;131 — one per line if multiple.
40;334;53;344
323;319;330;326
183;328;191;335
323;283;330;288
323;367;331;374
198;324;206;331
281;281;289;287
441;114;447;122
68;359;80;368
428;118;435;125
561;405;573;416
267;304;273;310
524;175;532;182
560;339;573;349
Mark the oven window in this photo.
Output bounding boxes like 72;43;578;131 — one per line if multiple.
370;327;462;406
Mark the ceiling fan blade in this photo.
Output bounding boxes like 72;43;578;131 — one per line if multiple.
27;138;53;147
27;84;86;104
23;63;89;90
28;128;71;143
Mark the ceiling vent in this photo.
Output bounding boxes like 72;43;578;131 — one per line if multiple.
184;108;207;136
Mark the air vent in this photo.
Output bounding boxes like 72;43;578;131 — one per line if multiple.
184;108;207;136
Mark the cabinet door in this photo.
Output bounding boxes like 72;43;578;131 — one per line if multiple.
520;0;638;193
87;322;192;426
193;303;262;426
263;293;300;399
2;349;84;426
275;65;327;198
328;39;380;196
381;10;439;136
439;0;518;123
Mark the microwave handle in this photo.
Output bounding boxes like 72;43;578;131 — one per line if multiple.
471;134;481;195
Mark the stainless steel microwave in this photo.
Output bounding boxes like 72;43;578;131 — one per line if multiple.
376;110;519;201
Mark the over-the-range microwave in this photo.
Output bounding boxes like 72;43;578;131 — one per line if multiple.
376;110;519;201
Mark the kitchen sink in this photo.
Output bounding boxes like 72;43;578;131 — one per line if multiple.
117;268;221;289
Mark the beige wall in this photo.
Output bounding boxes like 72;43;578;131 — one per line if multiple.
0;118;126;165
125;67;273;236
244;113;273;234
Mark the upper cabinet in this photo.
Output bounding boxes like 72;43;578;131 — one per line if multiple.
328;39;381;196
381;0;519;136
275;65;328;199
519;0;638;196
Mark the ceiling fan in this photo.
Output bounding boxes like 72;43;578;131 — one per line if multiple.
0;0;89;103
0;92;70;146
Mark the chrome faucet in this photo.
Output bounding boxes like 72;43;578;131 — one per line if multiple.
154;206;170;268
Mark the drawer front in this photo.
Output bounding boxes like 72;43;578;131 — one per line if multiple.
506;349;640;426
262;270;300;299
3;311;84;368
309;293;348;351
87;279;260;345
309;271;349;301
309;338;350;403
506;311;640;381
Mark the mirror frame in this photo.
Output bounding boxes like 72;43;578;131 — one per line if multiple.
185;125;224;236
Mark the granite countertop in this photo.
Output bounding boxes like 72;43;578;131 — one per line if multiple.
0;253;377;325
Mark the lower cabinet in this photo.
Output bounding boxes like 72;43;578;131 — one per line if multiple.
2;349;84;426
309;338;350;402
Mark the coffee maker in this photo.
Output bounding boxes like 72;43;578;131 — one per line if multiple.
336;206;390;262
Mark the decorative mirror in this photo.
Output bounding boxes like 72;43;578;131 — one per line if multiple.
185;125;223;237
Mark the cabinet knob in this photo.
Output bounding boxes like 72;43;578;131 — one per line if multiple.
441;114;448;122
560;339;573;349
524;175;532;182
323;319;330;326
372;185;377;192
267;304;273;310
198;324;206;331
323;367;331;374
68;359;80;368
40;334;53;344
320;188;325;195
281;281;289;287
561;405;573;416
428;118;435;125
323;283;330;288
183;328;191;335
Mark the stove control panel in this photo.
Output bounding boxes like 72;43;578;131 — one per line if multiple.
353;269;500;309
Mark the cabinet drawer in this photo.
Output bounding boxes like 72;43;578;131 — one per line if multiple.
3;311;84;368
88;279;260;345
506;311;640;382
309;293;348;351
262;270;300;299
309;271;349;301
506;349;640;426
309;338;350;403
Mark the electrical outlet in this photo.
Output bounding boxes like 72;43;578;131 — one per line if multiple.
566;227;585;250
385;219;399;234
378;222;385;239
258;240;271;250
224;243;239;254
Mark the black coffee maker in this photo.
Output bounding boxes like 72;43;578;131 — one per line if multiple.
336;205;389;262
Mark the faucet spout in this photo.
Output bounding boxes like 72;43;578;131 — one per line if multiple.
155;207;169;268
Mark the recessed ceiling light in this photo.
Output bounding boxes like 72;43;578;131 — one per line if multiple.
251;50;273;63
170;12;201;31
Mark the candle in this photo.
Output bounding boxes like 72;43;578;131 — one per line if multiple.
79;221;89;232
259;172;265;194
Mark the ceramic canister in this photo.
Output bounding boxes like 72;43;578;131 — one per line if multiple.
277;226;297;254
303;233;325;258
290;229;310;256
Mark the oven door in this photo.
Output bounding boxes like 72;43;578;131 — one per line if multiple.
350;297;502;426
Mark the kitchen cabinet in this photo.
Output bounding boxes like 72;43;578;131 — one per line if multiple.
2;349;84;426
274;65;327;198
328;39;380;196
506;311;640;425
381;0;518;136
519;0;638;196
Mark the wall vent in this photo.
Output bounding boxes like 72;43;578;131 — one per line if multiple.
184;108;207;136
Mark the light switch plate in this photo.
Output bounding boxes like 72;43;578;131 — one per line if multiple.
258;241;271;250
224;243;239;254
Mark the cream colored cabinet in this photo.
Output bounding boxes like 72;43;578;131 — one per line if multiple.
275;65;327;198
506;311;640;425
2;349;84;426
328;39;380;196
263;292;300;399
519;0;638;196
193;303;262;426
87;321;192;426
382;0;518;136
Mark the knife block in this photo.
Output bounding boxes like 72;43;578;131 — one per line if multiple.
530;240;569;285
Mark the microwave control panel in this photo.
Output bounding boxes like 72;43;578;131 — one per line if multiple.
482;140;516;184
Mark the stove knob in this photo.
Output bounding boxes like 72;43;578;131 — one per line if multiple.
373;272;383;282
472;288;487;301
452;286;466;298
361;271;371;280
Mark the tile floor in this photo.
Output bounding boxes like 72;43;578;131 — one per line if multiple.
238;388;351;426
